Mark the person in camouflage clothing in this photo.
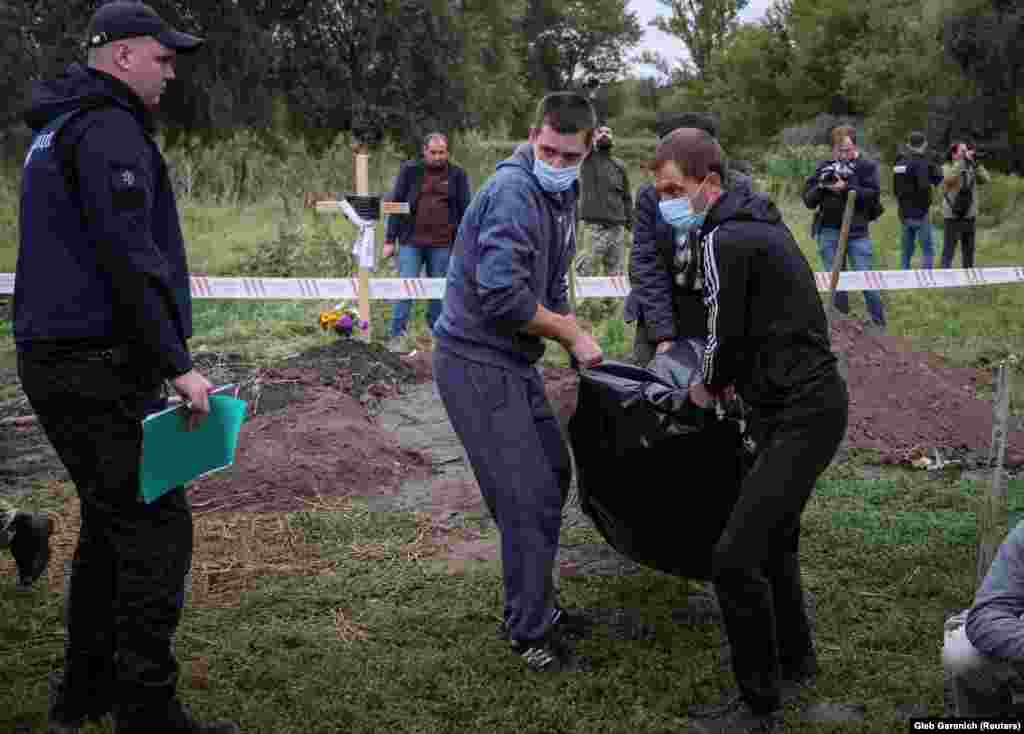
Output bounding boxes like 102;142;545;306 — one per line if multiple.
576;125;632;322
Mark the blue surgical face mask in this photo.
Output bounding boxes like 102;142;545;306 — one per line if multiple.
533;157;580;193
659;196;705;235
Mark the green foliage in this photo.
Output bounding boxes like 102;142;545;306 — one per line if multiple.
516;0;643;96
651;0;751;80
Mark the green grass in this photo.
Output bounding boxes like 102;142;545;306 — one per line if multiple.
5;470;1019;732
2;159;1024;731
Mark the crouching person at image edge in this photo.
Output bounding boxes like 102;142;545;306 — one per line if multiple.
651;129;849;733
432;92;603;673
943;520;1024;717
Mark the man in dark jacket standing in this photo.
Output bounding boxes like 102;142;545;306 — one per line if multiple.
576;124;631;320
625;112;751;366
433;92;603;673
653;129;848;733
802;125;886;330
14;3;236;732
893;131;942;270
383;133;471;347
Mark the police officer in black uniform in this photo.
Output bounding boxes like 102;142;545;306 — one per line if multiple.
14;3;237;732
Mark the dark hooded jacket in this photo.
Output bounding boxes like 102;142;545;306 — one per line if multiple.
698;187;838;416
624;171;753;344
14;63;192;378
433;144;575;374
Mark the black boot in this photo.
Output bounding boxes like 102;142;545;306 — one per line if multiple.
114;700;240;734
10;511;53;589
689;702;782;734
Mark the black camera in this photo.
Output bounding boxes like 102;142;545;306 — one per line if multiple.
819;161;854;186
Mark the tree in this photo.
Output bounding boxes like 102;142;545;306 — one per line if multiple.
651;0;750;80
518;0;643;93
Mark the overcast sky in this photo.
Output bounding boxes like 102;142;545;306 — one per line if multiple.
629;0;775;74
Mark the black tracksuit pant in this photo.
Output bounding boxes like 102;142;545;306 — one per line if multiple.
711;373;849;714
18;345;192;732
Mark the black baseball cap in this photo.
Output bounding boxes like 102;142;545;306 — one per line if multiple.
86;1;204;53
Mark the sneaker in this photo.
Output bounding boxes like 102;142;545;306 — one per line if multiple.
497;605;592;642
514;635;576;673
11;511;54;589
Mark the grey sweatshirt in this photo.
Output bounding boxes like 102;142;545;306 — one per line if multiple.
967;520;1024;660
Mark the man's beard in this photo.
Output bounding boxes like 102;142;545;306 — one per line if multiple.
427;160;448;170
596;140;612;150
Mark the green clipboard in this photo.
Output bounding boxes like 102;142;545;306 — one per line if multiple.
140;393;248;504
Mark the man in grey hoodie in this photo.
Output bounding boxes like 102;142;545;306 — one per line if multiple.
433;92;603;673
943;521;1024;716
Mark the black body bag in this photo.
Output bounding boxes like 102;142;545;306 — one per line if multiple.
568;350;746;580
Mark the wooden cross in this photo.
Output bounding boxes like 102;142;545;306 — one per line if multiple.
310;146;411;341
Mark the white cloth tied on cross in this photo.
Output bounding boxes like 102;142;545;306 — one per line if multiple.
337;197;376;270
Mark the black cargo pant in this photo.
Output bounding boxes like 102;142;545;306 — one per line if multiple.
711;373;848;715
433;347;572;644
17;345;192;731
941;217;977;269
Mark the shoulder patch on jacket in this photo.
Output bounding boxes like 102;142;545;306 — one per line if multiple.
110;164;146;211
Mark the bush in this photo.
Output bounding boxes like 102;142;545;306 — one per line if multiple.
979;172;1024;228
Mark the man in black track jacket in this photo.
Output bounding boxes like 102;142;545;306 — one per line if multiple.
651;128;849;734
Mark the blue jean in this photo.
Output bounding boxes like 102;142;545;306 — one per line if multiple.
900;218;934;270
817;228;886;327
390;244;451;338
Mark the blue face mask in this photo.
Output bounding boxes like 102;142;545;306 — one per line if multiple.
659;196;705;235
533;157;580;193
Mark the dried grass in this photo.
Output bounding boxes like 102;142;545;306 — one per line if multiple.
17;488;338;610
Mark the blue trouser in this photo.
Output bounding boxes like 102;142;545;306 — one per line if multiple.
816;228;886;327
390;244;451;338
900;217;934;270
433;347;571;644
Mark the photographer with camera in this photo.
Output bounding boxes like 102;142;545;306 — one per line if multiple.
893;132;943;270
803;126;886;331
941;141;991;269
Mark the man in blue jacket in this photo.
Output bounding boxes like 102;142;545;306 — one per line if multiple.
433;92;603;673
14;3;236;732
944;521;1024;716
893;131;942;270
802;125;886;330
383;133;471;347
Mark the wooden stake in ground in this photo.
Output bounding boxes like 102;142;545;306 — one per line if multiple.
354;145;371;342
826;189;857;328
977;363;1012;585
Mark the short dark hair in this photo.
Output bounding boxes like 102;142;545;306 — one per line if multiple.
656;112;719;140
533;92;597;145
652;128;724;181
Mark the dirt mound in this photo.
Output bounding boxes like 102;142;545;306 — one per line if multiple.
192;377;430;514
832;317;1024;466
